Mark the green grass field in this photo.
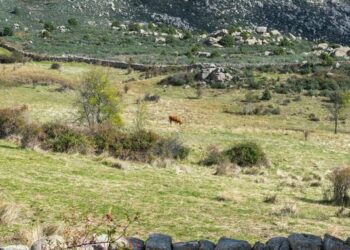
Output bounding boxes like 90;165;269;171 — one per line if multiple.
0;61;349;245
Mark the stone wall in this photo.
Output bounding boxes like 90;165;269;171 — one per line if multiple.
1;233;350;250
0;42;306;73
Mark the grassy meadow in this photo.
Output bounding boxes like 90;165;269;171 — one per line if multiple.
0;58;349;245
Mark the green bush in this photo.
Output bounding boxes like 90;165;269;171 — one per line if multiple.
219;35;234;47
67;18;78;26
44;22;55;32
261;89;272;101
1;27;13;36
226;142;267;167
41;123;90;154
0;106;27;138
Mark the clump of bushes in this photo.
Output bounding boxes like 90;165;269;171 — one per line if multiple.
201;142;268;168
0;111;190;163
40;123;90;154
0;106;27;138
328;167;350;206
226;142;268;167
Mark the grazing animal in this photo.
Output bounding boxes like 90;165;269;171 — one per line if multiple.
169;115;183;125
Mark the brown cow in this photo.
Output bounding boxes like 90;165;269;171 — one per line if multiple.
169;115;183;125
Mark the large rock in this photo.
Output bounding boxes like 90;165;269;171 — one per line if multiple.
323;234;350;250
211;29;229;38
173;241;199;250
31;235;67;250
256;27;267;34
128;238;145;250
288;233;322;250
333;47;350;57
215;237;251;250
252;242;268;250
198;240;215;250
146;234;172;250
0;246;29;250
267;237;290;250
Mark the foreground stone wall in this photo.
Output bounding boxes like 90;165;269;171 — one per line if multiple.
1;233;350;250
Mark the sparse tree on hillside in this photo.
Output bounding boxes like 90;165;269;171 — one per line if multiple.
326;90;350;134
76;69;122;129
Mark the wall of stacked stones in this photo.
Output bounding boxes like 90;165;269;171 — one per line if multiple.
0;42;305;72
1;233;350;250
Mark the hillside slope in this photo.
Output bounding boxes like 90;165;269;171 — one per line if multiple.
0;0;349;43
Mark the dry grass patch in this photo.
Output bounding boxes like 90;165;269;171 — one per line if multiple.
0;64;75;88
0;203;20;225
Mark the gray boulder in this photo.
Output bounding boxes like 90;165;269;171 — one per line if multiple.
146;234;172;250
252;242;268;250
31;235;67;250
128;238;145;250
323;234;350;250
199;240;215;250
0;246;29;250
267;237;290;250
215;237;251;250
288;233;322;250
173;241;199;250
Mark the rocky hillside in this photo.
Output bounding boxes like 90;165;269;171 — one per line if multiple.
0;0;350;44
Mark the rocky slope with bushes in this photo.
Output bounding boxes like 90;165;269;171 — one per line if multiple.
0;0;350;43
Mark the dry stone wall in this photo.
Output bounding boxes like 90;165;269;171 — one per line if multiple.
1;233;350;250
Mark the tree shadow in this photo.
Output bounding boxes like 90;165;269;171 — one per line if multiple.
296;196;335;206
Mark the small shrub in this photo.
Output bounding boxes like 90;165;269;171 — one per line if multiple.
67;18;78;26
210;50;221;58
226;142;267;167
0;106;27;138
329;167;350;206
309;113;320;122
244;92;260;103
20;123;42;149
155;136;190;160
50;63;61;70
144;93;160;103
263;194;277;204
219;35;234;47
44;22;55;32
261;88;272;101
1;27;14;36
201;145;225;166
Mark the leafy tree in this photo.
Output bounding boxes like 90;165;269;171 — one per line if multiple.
76;70;122;129
326;91;350;134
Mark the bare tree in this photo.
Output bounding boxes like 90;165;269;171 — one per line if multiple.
326;91;350;134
